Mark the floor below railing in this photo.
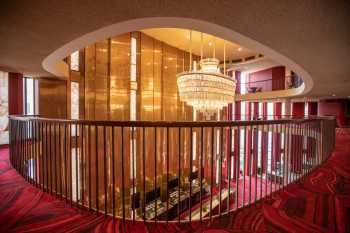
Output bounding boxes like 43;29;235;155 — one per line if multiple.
0;128;349;233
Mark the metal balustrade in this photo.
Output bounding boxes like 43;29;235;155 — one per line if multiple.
8;116;335;223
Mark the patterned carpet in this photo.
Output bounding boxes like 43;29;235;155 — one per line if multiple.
0;128;349;233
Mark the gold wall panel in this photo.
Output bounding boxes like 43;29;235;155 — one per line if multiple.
110;33;131;121
84;45;96;120
38;78;67;118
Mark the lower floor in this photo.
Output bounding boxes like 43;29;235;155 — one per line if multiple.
0;128;350;232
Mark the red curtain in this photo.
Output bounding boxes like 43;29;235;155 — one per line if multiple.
308;102;318;116
8;73;23;115
292;102;305;117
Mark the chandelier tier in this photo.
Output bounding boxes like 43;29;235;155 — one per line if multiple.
177;58;236;117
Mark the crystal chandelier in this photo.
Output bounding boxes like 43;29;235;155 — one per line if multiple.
177;32;235;118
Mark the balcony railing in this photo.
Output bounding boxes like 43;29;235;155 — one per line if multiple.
240;75;304;93
8;116;335;223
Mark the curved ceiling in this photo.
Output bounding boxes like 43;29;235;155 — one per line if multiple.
141;28;257;61
0;1;349;98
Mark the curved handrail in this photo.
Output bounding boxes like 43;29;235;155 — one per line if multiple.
8;116;336;223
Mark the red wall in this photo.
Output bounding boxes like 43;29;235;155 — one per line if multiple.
247;66;285;92
8;72;23;115
318;100;349;127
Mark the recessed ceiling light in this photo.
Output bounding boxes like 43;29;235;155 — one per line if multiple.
186;34;190;39
237;47;242;52
332;94;336;97
208;41;212;46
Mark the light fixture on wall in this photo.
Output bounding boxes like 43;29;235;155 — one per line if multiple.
177;31;236;119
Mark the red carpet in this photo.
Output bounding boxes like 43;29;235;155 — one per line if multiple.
1;128;350;232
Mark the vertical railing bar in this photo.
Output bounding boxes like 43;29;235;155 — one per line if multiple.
273;124;278;196
154;127;157;222
95;125;99;212
242;126;246;206
112;126;115;218
227;126;231;211
45;122;49;193
81;123;84;207
54;123;58;197
300;123;304;181
23;121;26;181
234;126;238;209
21;120;23;177
103;125;107;216
18;121;21;177
209;126;214;220
20;121;23;178
259;124;263;201
166;127;169;224
58;123;62;198
189;127;193;223
200;126;203;222
24;121;27;179
31;120;34;186
31;120;33;185
270;123;274;199
131;126;135;222
276;124;280;192
24;120;27;182
75;123;79;205
142;127;146;222
305;122;309;178
112;126;116;219
248;124;252;206
32;121;36;186
69;123;73;205
282;123;287;191
50;122;53;194
288;123;292;185
177;127;181;224
296;123;301;182
88;125;92;210
264;124;268;199
121;126;125;221
23;121;25;179
39;121;43;190
26;120;29;182
291;123;295;183
64;123;68;202
255;124;258;204
219;126;223;216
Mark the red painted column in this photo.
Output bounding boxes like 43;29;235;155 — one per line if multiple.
8;72;23;115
